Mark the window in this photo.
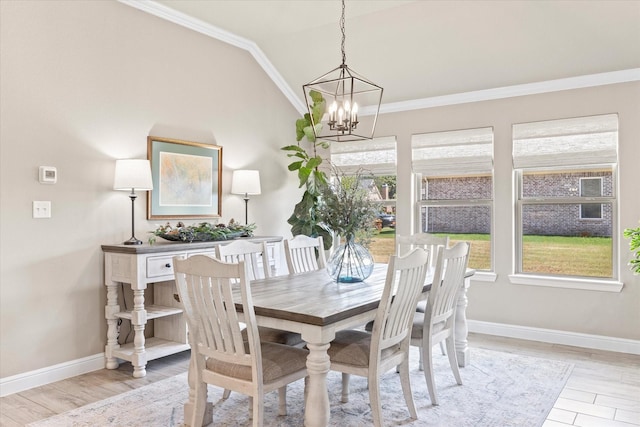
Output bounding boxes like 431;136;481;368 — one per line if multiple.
513;114;618;280
580;177;602;219
412;127;494;271
331;136;397;263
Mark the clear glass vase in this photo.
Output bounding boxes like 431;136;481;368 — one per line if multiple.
327;237;374;283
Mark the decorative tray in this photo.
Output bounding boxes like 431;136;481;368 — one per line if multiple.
151;221;255;243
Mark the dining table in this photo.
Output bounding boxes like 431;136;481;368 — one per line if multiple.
183;263;474;427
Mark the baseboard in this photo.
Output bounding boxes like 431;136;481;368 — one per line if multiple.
0;353;105;397
468;320;640;355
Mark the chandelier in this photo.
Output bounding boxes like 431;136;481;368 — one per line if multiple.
303;0;383;142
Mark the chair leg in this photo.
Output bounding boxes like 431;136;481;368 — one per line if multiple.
439;341;446;355
252;394;264;427
191;380;207;427
423;340;439;405
398;358;418;419
369;374;383;427
248;397;253;420
341;373;350;403
222;389;231;399
278;386;287;416
445;336;462;385
418;345;424;371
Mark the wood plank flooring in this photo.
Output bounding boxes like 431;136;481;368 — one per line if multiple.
1;333;638;426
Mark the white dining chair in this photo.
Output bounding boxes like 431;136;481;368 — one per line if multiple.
172;255;309;426
284;235;327;274
410;241;470;405
327;248;430;427
216;239;271;281
217;239;303;347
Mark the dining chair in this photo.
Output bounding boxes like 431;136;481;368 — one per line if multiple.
410;241;470;406
173;255;309;427
327;248;430;427
217;239;303;346
216;239;271;281
284;235;327;274
397;233;451;355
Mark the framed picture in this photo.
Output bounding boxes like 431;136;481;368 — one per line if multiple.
147;136;222;220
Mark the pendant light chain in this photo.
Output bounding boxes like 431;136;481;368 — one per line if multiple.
340;0;346;66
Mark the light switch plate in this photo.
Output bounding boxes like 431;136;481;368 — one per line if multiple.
33;201;51;218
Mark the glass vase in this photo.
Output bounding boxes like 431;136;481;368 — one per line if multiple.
328;237;374;283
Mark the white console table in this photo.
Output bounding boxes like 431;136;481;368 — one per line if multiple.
101;236;282;378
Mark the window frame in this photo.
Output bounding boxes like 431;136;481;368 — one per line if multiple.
579;177;603;220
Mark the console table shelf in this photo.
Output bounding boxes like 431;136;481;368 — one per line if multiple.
102;236;282;378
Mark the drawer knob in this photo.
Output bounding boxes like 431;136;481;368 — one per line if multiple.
165;263;171;268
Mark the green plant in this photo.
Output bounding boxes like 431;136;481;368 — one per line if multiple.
316;168;378;247
282;90;333;249
624;224;640;274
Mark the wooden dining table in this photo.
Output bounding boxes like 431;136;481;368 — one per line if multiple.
184;263;474;427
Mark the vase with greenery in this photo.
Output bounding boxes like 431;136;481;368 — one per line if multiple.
624;223;640;274
281;90;333;250
317;167;379;283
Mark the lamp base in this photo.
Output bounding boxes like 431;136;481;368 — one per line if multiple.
123;236;143;245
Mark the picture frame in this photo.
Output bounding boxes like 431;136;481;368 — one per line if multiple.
147;136;222;220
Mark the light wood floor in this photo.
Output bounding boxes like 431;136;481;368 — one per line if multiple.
1;333;639;426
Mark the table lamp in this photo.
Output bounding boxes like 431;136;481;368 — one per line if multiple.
231;169;261;225
113;159;153;245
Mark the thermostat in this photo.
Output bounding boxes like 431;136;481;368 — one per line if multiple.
39;166;57;184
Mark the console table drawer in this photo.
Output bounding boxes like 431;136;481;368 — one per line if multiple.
147;255;177;278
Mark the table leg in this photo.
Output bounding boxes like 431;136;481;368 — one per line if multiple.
104;281;120;369
130;289;147;378
304;342;331;427
454;276;471;367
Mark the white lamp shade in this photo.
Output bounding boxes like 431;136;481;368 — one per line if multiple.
113;159;153;191
231;170;261;195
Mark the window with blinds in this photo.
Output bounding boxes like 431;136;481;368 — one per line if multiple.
411;127;494;272
513;114;618;279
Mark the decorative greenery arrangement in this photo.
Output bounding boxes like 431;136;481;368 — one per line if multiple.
150;219;256;243
623;224;640;274
317;167;378;246
281;90;333;249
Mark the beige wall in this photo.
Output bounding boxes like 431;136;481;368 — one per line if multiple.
1;0;638;381
374;82;640;340
0;0;301;377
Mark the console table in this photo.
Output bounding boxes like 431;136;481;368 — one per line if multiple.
101;236;282;378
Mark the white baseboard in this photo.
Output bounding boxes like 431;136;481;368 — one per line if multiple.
468;320;640;355
0;353;105;397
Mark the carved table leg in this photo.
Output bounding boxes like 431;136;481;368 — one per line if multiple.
454;276;471;367
104;281;120;369
304;342;331;427
130;289;147;378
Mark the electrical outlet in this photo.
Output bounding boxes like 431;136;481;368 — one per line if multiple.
33;201;51;218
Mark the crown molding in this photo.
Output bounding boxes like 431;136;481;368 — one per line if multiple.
120;1;640;117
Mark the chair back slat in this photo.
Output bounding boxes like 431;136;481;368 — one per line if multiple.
216;240;271;280
372;248;429;352
428;242;470;326
396;233;449;270
284;235;327;274
173;255;257;368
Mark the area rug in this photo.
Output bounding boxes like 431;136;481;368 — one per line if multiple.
28;347;572;427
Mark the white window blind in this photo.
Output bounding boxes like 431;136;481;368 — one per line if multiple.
411;127;493;177
330;136;397;175
513;114;618;169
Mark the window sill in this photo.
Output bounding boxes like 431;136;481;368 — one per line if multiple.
470;271;497;283
508;274;623;292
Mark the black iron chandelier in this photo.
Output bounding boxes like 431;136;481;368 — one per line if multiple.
302;0;383;142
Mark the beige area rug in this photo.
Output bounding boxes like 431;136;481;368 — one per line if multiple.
29;347;572;426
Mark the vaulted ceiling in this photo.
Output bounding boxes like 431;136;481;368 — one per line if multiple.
127;0;640;113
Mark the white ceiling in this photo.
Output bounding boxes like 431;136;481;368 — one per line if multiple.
139;1;640;110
